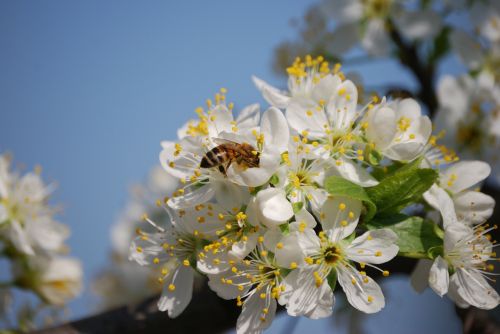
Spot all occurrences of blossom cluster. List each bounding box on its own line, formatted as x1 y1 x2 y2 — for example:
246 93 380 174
93 166 178 310
274 0 500 184
129 56 499 333
0 154 82 330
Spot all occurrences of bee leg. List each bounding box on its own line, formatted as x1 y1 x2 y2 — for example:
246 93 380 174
224 160 233 175
218 165 227 176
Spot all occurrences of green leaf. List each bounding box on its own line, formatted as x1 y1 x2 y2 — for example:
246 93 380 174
327 269 337 291
365 145 384 166
269 174 280 186
366 214 443 258
292 202 304 214
325 176 377 222
366 159 438 215
428 26 450 64
279 223 290 235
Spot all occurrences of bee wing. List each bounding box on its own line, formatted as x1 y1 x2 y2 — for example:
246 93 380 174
212 138 240 146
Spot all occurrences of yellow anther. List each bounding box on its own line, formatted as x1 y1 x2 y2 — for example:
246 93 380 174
383 270 390 277
183 259 190 266
339 203 346 210
290 262 298 269
367 295 374 303
375 251 382 257
260 293 266 299
153 257 160 264
168 284 176 292
136 247 143 253
236 212 247 221
276 242 284 249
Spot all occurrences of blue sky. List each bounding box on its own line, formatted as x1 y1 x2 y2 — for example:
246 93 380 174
0 1 464 332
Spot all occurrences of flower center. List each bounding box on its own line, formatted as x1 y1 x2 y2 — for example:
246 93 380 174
323 245 342 265
364 0 392 18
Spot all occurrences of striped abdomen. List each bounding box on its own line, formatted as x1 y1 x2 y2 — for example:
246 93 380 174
200 146 231 168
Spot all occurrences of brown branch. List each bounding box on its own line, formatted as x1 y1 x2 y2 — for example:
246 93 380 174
25 258 436 333
388 20 438 116
31 285 241 334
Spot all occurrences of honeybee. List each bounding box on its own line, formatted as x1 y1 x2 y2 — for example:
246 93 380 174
200 138 260 175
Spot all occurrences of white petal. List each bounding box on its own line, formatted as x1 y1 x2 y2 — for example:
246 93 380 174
311 74 342 103
159 138 203 179
229 231 259 259
237 291 277 334
260 107 290 153
423 184 457 228
364 106 397 150
305 282 334 319
443 223 472 254
436 75 469 122
323 0 363 22
447 274 470 308
452 268 500 310
256 188 294 227
337 265 385 313
207 104 234 137
213 181 249 212
320 196 361 241
331 158 379 187
410 259 433 293
167 185 215 209
252 76 290 109
263 228 283 251
236 104 261 129
8 220 34 255
442 160 491 193
26 217 69 252
274 232 306 269
428 256 449 297
0 203 7 223
292 208 317 230
394 9 442 40
197 248 231 275
346 229 399 264
286 98 328 137
454 190 495 225
284 265 330 317
326 80 358 130
158 265 194 318
208 269 251 300
296 228 321 256
361 19 391 57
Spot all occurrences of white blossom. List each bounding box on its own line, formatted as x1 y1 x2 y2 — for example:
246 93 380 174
412 223 500 309
0 155 68 255
277 197 398 316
